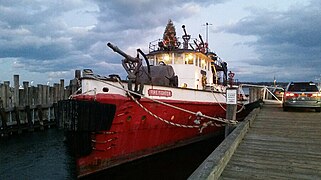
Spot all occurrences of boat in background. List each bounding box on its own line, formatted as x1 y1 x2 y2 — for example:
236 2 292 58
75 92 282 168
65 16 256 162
58 20 241 178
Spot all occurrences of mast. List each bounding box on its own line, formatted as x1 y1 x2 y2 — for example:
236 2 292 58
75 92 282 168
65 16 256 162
203 22 212 51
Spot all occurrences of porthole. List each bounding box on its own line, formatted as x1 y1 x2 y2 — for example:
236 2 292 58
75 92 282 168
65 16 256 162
102 87 109 92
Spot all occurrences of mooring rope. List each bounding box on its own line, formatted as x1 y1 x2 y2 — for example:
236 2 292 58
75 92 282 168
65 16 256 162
95 77 237 124
69 89 96 99
124 82 226 133
209 86 245 113
71 76 238 132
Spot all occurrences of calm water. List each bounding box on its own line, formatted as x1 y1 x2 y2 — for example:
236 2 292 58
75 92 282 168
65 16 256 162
0 129 223 180
0 129 76 180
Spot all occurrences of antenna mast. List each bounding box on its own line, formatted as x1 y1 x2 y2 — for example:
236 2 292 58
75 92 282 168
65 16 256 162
203 22 212 48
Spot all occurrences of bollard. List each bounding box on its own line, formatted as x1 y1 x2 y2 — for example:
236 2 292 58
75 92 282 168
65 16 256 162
225 88 237 137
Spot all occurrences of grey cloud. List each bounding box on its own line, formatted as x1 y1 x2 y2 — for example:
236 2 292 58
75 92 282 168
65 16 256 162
0 1 84 28
76 0 225 63
0 0 90 74
92 0 226 32
0 37 72 60
217 0 321 81
0 0 231 83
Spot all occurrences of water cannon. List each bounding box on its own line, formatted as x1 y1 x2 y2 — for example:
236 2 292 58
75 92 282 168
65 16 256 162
199 34 204 45
193 40 200 50
182 25 188 36
107 42 142 80
198 34 207 53
107 42 139 63
181 25 191 49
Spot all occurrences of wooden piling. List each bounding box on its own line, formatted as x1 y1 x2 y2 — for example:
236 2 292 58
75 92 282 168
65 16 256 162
0 107 8 137
49 86 53 105
257 87 262 100
23 81 29 106
13 75 19 106
29 86 34 107
0 69 164 138
53 83 59 103
37 105 44 131
3 81 10 108
0 72 76 137
249 87 263 103
225 105 237 137
70 70 81 94
53 103 58 127
25 105 34 132
225 88 238 137
44 85 47 105
60 79 64 101
14 106 22 134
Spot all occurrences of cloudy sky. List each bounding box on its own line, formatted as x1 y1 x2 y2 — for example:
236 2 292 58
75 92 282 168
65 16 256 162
1 0 320 85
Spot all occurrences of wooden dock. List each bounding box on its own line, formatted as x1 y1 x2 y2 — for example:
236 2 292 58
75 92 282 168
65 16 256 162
0 71 80 137
189 101 321 179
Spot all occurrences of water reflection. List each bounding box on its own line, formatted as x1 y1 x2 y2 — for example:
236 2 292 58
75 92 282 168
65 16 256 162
0 129 223 180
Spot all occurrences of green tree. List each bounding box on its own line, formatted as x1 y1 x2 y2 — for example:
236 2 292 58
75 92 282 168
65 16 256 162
163 19 178 49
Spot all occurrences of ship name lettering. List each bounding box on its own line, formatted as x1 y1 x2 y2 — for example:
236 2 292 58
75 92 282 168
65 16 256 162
148 89 172 97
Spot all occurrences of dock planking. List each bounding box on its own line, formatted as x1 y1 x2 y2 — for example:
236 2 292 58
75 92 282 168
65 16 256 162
220 102 321 179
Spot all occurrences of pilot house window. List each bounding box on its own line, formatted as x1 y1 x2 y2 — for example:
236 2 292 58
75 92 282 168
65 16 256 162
174 53 184 64
156 54 171 65
185 54 194 64
201 59 205 69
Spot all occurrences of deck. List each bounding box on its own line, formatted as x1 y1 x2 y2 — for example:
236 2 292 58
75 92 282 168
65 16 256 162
189 101 321 179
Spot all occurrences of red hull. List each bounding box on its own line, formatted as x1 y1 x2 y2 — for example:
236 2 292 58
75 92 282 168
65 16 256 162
71 93 226 177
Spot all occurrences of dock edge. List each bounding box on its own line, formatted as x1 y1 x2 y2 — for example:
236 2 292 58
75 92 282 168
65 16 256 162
188 106 261 180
